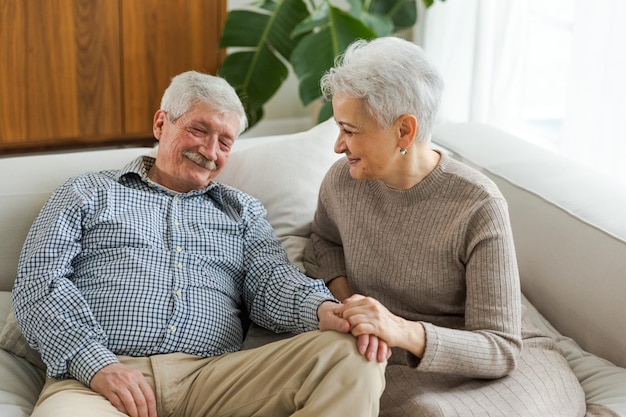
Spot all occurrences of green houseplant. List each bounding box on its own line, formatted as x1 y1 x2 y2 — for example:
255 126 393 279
218 0 443 129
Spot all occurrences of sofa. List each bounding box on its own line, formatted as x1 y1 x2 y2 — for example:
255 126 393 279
1 119 625 416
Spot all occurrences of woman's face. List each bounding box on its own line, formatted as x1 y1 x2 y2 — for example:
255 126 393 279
332 94 401 182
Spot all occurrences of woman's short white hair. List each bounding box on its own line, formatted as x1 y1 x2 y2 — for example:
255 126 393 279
160 71 248 136
321 37 444 143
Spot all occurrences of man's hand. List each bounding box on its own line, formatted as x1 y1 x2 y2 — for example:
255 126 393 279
317 300 350 333
90 362 157 417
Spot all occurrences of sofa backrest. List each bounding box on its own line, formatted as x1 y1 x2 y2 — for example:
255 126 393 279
433 122 626 369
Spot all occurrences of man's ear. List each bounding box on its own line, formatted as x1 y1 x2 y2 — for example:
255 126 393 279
398 114 418 149
153 110 166 140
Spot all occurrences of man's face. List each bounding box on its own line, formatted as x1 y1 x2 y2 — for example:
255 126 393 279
151 102 239 192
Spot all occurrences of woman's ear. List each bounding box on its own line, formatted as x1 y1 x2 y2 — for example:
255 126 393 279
153 110 166 141
398 114 418 149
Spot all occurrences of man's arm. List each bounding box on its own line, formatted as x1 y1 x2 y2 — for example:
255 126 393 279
12 179 118 385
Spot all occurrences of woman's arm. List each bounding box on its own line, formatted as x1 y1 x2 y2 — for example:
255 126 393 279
327 276 353 302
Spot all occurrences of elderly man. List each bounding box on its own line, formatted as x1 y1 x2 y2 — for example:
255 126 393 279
13 71 386 417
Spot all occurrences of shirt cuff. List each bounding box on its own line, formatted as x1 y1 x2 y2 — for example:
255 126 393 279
299 292 338 331
67 340 119 386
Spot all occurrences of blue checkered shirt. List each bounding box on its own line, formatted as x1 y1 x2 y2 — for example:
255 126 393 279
13 156 333 386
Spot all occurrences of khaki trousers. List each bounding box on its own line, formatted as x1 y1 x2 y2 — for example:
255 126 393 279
32 331 386 417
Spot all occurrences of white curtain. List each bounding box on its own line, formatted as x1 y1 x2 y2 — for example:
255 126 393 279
417 0 626 183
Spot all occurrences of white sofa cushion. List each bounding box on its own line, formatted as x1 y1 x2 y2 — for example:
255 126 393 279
0 311 44 370
215 119 341 271
522 294 626 415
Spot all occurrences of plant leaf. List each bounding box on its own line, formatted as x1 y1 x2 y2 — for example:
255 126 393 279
218 48 288 113
291 5 377 106
348 0 394 36
218 0 309 128
317 100 334 124
369 0 417 29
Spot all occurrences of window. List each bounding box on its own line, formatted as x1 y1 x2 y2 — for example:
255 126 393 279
420 0 626 183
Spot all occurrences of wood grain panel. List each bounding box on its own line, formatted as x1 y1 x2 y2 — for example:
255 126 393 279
72 0 122 138
0 0 122 151
121 0 227 135
0 0 28 143
0 0 225 154
27 1 80 142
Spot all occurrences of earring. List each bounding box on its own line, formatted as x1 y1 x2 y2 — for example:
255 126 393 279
400 148 408 155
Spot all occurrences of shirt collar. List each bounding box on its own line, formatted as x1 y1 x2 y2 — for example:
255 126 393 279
116 156 225 207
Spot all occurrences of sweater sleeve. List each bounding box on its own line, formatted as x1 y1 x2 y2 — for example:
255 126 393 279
412 197 523 378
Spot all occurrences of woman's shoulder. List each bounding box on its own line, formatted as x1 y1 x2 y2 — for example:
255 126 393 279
439 153 504 199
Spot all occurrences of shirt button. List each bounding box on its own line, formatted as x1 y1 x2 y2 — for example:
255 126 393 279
177 263 183 269
169 325 177 333
174 220 180 226
175 289 182 297
176 246 183 252
174 196 180 202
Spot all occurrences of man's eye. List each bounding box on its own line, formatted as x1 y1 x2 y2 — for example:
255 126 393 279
343 128 354 136
187 127 207 137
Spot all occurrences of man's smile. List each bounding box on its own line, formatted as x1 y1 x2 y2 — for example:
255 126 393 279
183 150 217 171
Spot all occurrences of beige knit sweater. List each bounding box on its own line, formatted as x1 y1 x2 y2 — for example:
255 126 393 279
304 154 589 416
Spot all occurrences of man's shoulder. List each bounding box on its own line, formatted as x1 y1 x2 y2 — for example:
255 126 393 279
213 181 265 215
61 169 120 188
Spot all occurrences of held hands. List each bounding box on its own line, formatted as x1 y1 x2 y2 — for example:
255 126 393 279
338 294 426 360
90 362 157 417
318 300 391 363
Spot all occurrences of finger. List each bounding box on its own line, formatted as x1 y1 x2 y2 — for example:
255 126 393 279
130 386 150 417
342 294 365 304
356 334 370 356
106 393 129 416
365 334 379 362
378 339 392 363
116 388 139 417
346 314 376 335
319 308 350 333
138 381 158 417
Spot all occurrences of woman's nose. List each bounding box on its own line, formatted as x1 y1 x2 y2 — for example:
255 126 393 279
334 136 346 154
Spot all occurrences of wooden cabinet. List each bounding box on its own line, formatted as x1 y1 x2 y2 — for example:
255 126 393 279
0 0 226 154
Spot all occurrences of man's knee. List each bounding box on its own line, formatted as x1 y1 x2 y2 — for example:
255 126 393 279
305 331 387 379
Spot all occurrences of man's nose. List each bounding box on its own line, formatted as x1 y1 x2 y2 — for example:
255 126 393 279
202 135 220 159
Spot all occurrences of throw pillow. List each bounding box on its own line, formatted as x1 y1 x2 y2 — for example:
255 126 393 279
0 309 45 370
216 119 341 271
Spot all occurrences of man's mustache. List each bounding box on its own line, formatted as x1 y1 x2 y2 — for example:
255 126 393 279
183 150 217 171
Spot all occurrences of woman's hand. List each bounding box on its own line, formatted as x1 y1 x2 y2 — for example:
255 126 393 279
356 333 392 363
340 294 426 358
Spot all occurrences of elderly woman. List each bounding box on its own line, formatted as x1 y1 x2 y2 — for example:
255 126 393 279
304 37 587 416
